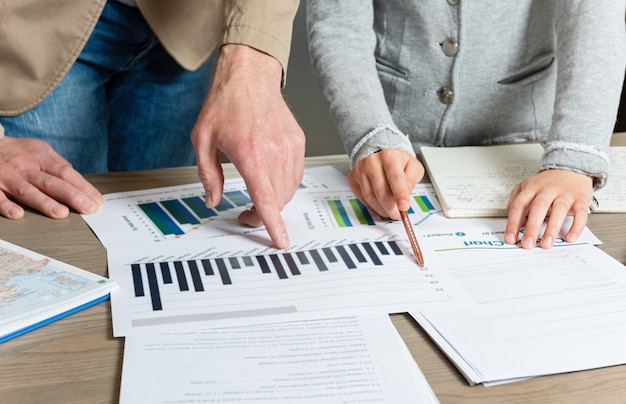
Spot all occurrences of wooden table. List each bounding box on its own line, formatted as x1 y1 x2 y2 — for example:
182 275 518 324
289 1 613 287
1 135 625 404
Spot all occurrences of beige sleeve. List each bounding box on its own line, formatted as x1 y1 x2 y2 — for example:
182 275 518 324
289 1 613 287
222 0 299 85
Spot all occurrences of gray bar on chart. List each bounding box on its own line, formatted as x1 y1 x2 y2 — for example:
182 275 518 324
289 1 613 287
229 257 241 269
242 256 254 266
309 249 328 271
349 244 367 263
322 247 338 262
133 306 298 327
335 245 356 269
296 251 309 265
214 258 232 285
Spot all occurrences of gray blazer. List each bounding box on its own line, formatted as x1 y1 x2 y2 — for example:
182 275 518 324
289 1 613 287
307 0 626 186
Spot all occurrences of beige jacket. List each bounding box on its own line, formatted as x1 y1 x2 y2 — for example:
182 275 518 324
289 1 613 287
0 0 299 135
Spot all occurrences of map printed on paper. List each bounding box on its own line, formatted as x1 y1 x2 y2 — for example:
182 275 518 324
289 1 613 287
0 245 110 324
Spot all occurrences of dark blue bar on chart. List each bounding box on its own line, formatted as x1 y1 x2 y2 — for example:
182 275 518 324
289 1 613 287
256 255 272 274
131 264 144 297
283 253 301 276
139 202 184 235
145 263 163 311
388 241 403 256
375 241 389 255
159 262 172 284
270 254 288 279
201 259 214 276
362 243 383 266
349 244 367 263
187 260 204 292
173 261 189 291
330 200 352 227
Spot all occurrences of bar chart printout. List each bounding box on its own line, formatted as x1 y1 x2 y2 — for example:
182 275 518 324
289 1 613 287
137 190 251 236
82 166 354 248
109 236 454 336
316 187 441 229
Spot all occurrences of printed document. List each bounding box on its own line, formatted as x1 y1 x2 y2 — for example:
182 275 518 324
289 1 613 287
411 232 626 385
119 315 439 404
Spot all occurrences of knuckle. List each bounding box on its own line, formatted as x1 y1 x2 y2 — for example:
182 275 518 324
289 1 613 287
55 162 75 177
253 190 276 207
550 199 571 213
39 175 56 191
357 184 373 200
14 181 31 198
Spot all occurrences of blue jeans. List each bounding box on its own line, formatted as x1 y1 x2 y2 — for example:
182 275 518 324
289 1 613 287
0 1 214 173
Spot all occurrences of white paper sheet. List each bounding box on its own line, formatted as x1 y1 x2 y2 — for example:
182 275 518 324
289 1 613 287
104 175 600 336
119 315 439 404
82 166 351 248
107 227 468 336
411 235 626 385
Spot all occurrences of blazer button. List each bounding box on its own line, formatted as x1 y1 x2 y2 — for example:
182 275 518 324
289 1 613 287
448 0 459 5
442 38 458 56
438 86 454 104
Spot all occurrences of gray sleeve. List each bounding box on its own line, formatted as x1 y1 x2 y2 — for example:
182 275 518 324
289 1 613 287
306 0 414 167
543 0 626 187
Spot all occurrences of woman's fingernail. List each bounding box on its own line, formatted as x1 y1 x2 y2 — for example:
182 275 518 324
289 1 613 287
521 236 534 249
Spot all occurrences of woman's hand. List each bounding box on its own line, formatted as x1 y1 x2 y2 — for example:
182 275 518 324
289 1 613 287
504 169 594 249
347 149 424 220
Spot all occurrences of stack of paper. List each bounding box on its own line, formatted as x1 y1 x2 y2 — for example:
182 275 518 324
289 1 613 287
82 165 626 398
411 234 626 385
84 167 440 403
